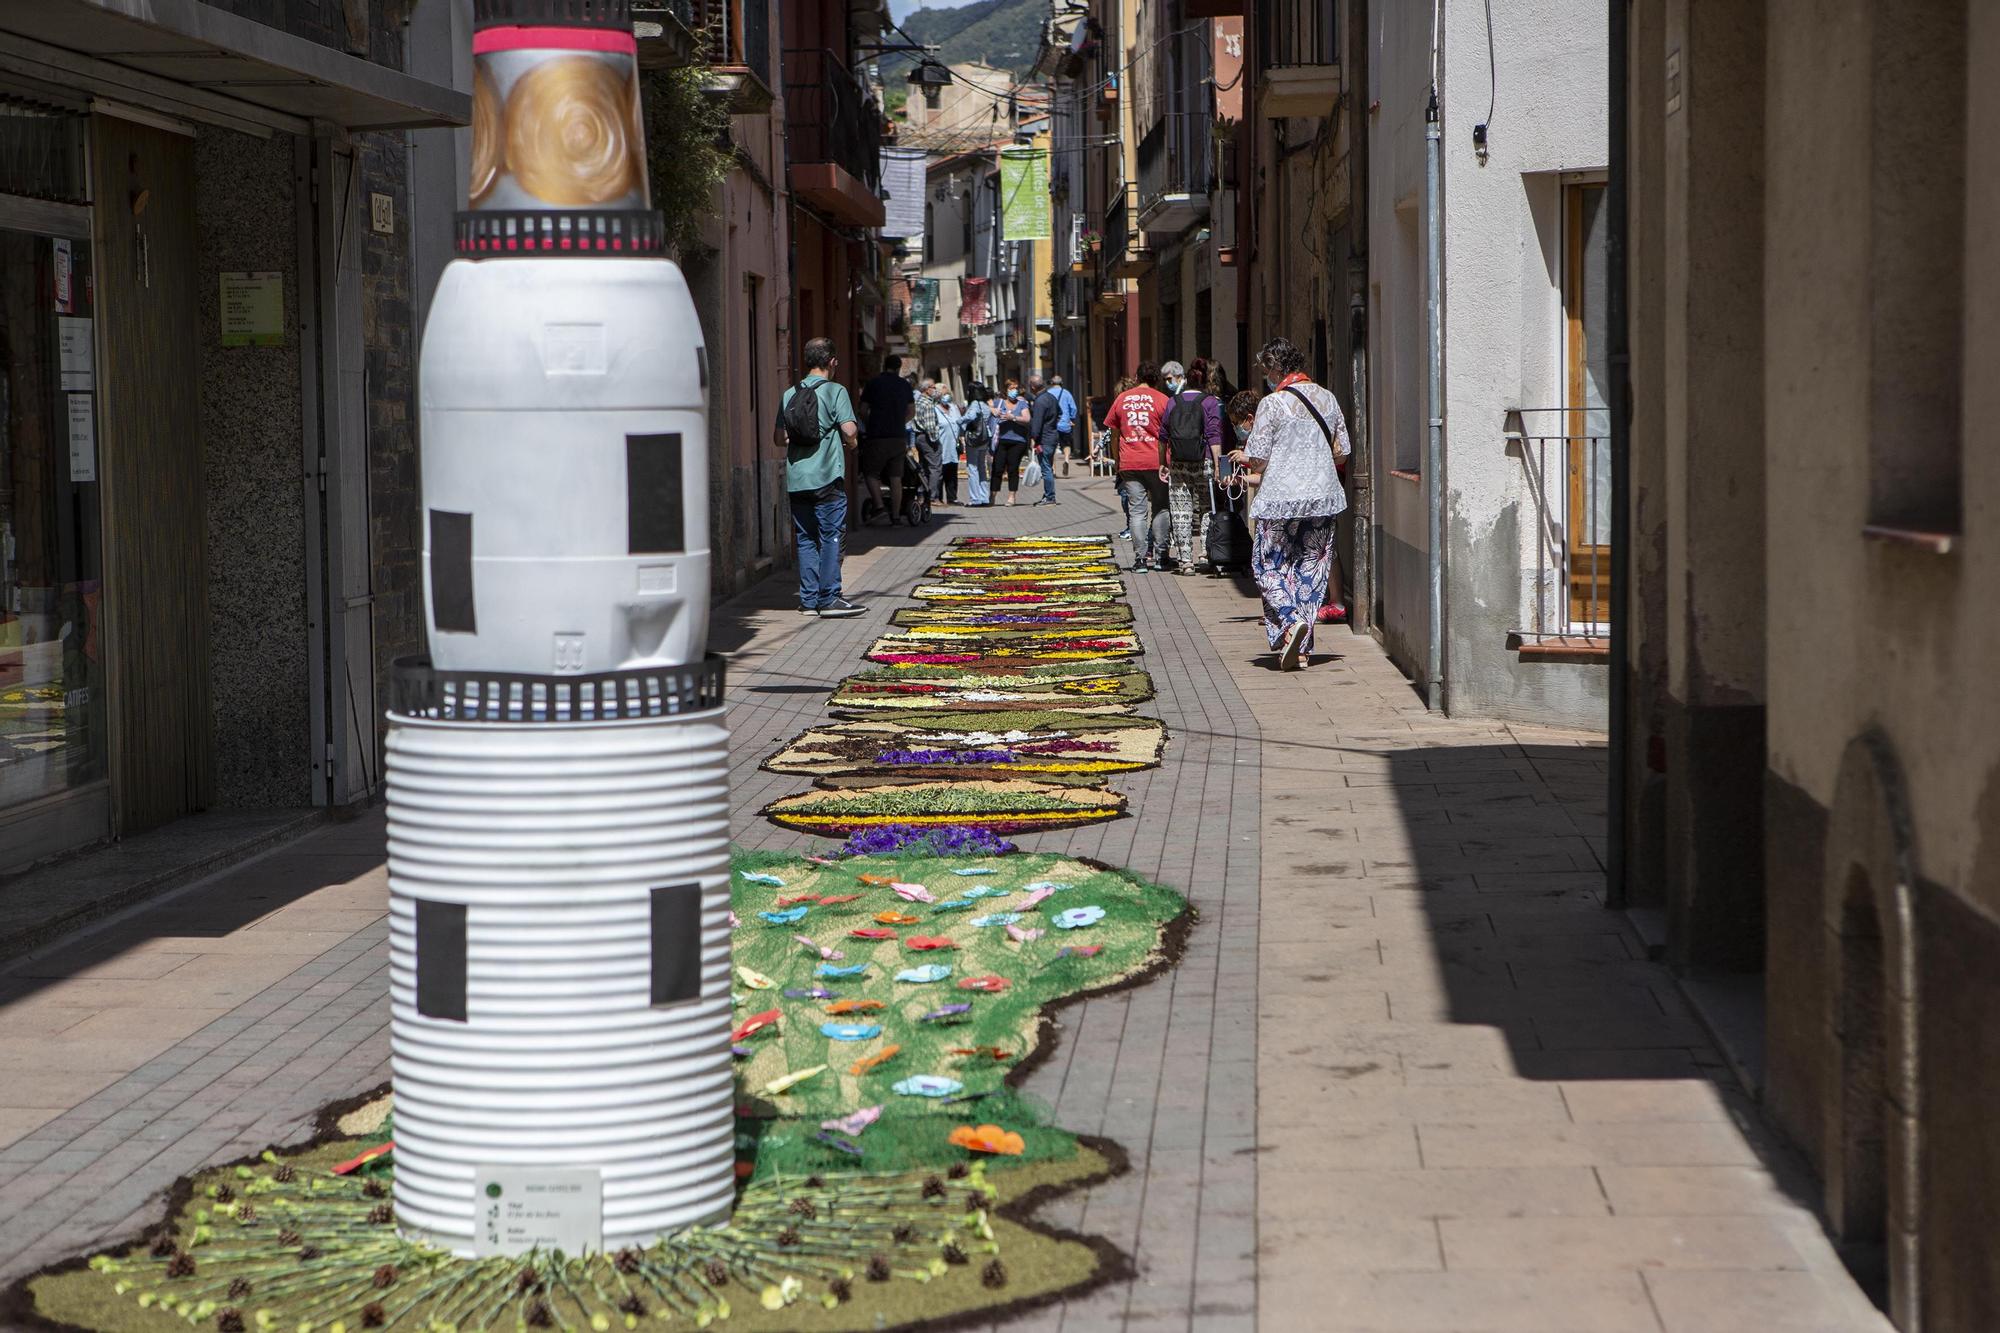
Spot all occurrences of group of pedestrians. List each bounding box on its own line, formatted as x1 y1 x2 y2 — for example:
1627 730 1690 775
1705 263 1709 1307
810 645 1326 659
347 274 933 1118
1104 338 1352 671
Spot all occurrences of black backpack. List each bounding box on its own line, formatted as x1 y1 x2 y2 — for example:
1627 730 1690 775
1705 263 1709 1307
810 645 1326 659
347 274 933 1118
1163 391 1208 463
782 377 828 450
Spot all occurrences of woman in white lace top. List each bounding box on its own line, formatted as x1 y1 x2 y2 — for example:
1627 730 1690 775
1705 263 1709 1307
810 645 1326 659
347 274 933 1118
1225 337 1352 670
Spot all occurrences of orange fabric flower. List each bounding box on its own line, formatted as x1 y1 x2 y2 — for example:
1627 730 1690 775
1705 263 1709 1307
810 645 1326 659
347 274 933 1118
875 911 921 925
948 1124 1025 1156
848 1044 901 1076
858 874 896 886
817 894 863 905
826 999 886 1015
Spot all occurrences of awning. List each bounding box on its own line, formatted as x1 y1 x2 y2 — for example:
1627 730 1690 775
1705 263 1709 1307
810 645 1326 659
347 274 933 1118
0 0 467 135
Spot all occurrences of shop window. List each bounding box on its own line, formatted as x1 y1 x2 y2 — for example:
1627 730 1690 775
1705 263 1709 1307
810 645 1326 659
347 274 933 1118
0 223 106 812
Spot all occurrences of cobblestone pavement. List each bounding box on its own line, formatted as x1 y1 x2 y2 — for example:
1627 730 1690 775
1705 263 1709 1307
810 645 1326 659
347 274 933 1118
0 472 1889 1333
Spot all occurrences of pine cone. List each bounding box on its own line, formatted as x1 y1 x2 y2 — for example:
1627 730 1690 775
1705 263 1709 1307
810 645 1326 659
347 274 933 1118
804 1174 824 1189
362 1180 387 1199
866 1255 891 1283
298 1245 322 1261
276 1229 300 1247
367 1203 393 1225
788 1197 817 1220
921 1175 946 1200
272 1164 296 1184
775 1226 800 1248
963 1191 984 1211
515 1267 540 1294
618 1295 646 1317
373 1263 398 1288
941 1241 968 1265
360 1302 386 1329
149 1234 177 1259
214 1185 234 1205
703 1259 729 1287
828 1276 852 1303
891 1223 916 1244
981 1259 1007 1289
215 1309 245 1333
165 1251 196 1279
227 1277 253 1300
613 1248 641 1274
946 1162 969 1181
525 1298 554 1328
236 1205 257 1224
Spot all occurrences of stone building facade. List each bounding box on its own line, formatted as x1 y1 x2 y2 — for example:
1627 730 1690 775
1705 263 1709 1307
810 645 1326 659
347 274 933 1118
1620 1 1998 1326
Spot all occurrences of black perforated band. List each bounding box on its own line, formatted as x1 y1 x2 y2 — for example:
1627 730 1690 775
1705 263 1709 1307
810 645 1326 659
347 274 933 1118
454 209 666 258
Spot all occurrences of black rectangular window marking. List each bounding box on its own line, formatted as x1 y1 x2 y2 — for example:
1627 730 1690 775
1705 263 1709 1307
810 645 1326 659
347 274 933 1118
430 509 476 633
626 433 686 554
650 883 704 1006
696 345 709 389
415 900 468 1021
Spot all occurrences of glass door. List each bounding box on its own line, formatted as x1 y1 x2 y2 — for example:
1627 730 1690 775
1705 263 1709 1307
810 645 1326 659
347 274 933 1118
0 224 106 811
1563 181 1611 629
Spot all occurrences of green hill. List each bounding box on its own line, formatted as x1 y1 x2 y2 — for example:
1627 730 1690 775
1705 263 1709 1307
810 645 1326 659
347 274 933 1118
887 0 1045 80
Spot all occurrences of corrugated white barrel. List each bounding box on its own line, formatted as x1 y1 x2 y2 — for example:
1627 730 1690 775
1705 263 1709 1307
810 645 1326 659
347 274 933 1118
385 664 734 1255
420 256 710 675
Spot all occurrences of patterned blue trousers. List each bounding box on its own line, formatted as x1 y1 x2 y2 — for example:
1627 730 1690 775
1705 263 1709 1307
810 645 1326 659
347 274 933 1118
1251 515 1338 652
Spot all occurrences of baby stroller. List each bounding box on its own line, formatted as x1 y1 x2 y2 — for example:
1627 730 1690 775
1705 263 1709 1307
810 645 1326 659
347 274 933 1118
901 435 933 526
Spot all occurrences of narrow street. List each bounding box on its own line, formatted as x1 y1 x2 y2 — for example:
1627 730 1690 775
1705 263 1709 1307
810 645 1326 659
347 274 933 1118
0 477 1886 1331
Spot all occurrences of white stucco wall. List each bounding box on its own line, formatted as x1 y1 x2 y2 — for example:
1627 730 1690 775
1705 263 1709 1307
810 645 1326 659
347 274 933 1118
1368 0 1609 727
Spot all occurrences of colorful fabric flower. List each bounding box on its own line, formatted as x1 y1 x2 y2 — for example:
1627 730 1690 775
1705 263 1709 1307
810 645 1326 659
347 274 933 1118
920 1003 973 1022
892 882 937 903
816 962 869 978
730 1009 780 1042
957 975 1010 993
763 1065 825 1096
759 906 809 925
1053 906 1107 930
875 911 922 925
826 999 885 1015
820 1022 883 1042
793 934 842 960
821 1106 882 1137
1005 925 1046 944
848 926 899 940
948 1124 1025 1156
736 966 776 990
892 1075 964 1098
905 936 957 951
847 1046 900 1076
783 987 834 1000
969 912 1023 928
895 964 953 984
741 872 785 886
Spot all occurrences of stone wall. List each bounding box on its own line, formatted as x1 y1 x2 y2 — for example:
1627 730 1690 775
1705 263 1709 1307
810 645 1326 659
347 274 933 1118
193 128 311 808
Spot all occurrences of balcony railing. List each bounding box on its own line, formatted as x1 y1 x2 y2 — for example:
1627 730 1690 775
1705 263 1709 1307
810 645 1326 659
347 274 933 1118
1257 0 1338 69
1505 409 1613 657
690 0 771 82
783 47 882 195
1137 112 1212 234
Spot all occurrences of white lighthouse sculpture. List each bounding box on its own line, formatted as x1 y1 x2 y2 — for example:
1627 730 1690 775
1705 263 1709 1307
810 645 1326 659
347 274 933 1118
385 0 735 1257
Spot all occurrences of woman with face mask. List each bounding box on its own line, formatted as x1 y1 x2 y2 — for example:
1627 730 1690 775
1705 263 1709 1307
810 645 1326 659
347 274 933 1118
992 377 1034 506
958 384 992 506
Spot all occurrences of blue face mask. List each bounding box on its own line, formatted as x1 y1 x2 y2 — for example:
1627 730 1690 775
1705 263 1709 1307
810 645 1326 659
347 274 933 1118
1007 389 1019 400
1233 422 1251 440
1166 379 1183 394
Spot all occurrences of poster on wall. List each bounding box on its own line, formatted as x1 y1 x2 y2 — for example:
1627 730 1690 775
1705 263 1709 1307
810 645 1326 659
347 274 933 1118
998 147 1050 241
66 393 96 483
52 239 72 313
220 271 285 347
57 316 93 391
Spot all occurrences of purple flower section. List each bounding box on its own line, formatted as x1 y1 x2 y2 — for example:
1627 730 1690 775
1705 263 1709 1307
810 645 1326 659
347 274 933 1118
836 824 1019 858
874 748 1019 766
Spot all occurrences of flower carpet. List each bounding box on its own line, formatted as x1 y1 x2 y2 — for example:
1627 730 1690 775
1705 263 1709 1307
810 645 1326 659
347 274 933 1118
17 537 1187 1332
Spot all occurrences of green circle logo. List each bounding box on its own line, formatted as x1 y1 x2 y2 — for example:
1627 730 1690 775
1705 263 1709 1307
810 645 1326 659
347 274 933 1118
485 1183 503 1198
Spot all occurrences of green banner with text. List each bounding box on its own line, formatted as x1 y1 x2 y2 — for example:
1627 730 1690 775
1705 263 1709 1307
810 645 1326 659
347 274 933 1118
998 147 1050 241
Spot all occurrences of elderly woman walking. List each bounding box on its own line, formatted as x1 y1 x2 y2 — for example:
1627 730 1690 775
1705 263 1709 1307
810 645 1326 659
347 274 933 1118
1226 337 1351 671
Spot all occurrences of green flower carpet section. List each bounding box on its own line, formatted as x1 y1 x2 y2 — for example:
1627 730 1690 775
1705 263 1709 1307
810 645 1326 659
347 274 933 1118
19 538 1185 1332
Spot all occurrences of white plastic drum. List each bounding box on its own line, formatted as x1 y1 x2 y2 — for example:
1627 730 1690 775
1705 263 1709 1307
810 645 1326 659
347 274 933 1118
385 703 734 1254
419 255 710 675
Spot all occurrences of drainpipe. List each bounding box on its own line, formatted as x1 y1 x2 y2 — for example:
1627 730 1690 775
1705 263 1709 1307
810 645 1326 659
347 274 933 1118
1424 19 1446 713
1605 0 1630 909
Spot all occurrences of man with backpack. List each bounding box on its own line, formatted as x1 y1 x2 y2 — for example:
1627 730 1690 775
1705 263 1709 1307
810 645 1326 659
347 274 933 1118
775 337 865 618
856 354 915 527
1027 372 1062 506
1159 359 1224 574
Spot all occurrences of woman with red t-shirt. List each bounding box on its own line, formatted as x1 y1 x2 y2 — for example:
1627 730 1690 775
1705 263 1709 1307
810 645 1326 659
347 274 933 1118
1104 363 1172 571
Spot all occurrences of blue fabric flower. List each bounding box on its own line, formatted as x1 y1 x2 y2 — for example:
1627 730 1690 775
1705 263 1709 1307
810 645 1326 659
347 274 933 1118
895 964 953 984
820 1022 884 1042
1053 906 1107 930
817 963 870 978
759 906 810 925
969 912 1024 928
892 1075 964 1098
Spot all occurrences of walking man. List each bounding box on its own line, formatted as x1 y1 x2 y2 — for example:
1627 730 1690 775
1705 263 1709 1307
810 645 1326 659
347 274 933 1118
1028 372 1062 505
1105 363 1171 569
776 337 865 618
1050 373 1079 477
856 353 915 526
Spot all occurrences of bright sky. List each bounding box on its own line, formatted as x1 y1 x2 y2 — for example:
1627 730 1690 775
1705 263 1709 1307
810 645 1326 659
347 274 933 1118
889 0 985 19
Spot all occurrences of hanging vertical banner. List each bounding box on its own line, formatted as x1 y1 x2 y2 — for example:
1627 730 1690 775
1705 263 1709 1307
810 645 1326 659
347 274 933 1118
998 147 1050 241
909 278 939 326
959 276 991 327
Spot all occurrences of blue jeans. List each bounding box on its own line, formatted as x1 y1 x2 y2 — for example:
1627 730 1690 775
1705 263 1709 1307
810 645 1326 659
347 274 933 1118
1036 444 1057 500
791 484 847 609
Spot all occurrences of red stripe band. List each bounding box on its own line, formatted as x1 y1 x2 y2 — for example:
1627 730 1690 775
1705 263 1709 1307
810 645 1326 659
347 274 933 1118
473 25 637 55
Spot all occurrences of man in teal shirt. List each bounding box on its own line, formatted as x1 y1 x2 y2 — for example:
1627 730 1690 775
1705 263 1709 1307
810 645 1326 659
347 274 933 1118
775 337 864 617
